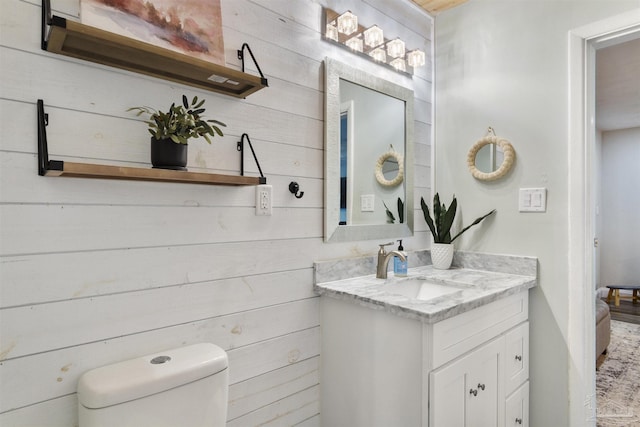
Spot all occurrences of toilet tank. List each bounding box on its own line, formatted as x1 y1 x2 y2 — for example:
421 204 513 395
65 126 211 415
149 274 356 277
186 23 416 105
78 343 228 427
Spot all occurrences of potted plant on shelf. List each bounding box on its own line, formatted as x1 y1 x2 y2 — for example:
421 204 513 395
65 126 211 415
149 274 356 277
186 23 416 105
421 193 496 269
128 95 226 171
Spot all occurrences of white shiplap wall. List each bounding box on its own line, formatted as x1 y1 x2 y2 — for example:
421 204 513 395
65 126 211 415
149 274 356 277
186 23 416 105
0 0 432 425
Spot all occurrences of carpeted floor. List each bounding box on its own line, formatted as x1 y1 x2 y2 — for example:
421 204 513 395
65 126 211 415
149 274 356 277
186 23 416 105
596 320 640 426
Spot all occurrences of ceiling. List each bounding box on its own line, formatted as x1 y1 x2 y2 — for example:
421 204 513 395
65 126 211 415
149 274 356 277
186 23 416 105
596 37 640 131
411 0 468 15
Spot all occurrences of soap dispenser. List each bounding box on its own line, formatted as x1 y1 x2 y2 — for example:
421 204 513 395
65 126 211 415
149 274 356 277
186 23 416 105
394 240 408 277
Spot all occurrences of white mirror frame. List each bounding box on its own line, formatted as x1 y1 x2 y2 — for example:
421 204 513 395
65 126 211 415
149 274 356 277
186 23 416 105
375 150 404 187
467 135 515 181
324 57 414 242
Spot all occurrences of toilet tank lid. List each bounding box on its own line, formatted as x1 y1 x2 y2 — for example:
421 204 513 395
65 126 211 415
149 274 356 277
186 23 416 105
78 343 228 409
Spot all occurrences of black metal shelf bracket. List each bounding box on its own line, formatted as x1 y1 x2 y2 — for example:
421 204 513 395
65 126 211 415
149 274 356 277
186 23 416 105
237 43 269 88
41 0 51 50
37 99 63 175
237 133 266 184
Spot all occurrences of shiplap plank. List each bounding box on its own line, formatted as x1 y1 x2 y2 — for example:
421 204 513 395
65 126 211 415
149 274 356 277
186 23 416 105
0 204 322 255
416 121 433 146
1 238 400 308
228 357 319 420
0 269 316 360
1 299 319 411
227 385 320 427
224 27 324 92
0 49 324 150
3 1 326 104
0 395 77 427
0 152 323 209
295 414 321 427
223 0 415 90
228 327 320 383
0 100 324 180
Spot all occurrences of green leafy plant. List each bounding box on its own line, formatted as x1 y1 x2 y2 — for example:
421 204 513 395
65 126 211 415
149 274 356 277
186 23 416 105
383 198 404 224
420 193 495 244
128 95 226 144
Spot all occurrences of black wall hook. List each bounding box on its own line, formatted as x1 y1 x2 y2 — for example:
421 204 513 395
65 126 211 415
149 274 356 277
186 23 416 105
289 182 304 199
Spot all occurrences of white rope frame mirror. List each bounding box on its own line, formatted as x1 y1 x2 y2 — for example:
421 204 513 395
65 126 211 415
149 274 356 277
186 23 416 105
375 149 404 187
467 128 515 181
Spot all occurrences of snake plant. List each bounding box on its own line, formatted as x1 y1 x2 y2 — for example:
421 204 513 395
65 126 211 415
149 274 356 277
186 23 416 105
383 198 404 224
421 193 495 244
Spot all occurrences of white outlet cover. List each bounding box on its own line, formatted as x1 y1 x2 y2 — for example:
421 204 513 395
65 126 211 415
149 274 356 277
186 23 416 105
255 184 272 216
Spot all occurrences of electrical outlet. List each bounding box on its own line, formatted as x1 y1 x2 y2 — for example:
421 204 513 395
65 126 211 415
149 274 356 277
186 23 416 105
255 184 272 216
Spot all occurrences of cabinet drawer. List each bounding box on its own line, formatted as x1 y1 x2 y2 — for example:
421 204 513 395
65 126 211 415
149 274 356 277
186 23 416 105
428 291 528 369
505 381 529 427
505 321 529 395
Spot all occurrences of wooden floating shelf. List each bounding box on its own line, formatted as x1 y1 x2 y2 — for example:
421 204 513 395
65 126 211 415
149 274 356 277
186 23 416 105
44 15 268 98
37 100 266 187
42 161 266 186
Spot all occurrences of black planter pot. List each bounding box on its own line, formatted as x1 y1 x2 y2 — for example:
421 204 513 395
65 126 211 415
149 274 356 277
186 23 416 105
150 137 188 171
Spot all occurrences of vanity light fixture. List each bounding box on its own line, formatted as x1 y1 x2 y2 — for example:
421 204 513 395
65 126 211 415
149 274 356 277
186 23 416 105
363 25 384 47
386 38 405 58
326 23 339 42
323 8 425 76
336 11 358 35
407 49 426 68
369 47 387 62
389 57 406 72
346 34 364 52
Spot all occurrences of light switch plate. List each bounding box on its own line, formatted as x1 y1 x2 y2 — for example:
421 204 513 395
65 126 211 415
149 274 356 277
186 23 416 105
361 194 375 212
519 188 547 212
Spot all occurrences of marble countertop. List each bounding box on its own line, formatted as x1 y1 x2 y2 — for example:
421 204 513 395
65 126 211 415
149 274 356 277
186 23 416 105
314 251 538 323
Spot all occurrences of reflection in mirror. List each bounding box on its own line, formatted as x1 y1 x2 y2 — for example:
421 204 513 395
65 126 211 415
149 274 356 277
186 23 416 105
382 158 399 180
474 143 505 173
324 57 414 242
375 149 404 187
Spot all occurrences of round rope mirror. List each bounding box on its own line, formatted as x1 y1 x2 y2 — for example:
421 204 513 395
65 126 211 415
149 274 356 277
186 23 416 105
467 129 515 181
375 149 404 187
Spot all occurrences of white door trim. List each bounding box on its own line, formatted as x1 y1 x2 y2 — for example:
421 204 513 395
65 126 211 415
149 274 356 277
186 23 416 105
568 10 640 427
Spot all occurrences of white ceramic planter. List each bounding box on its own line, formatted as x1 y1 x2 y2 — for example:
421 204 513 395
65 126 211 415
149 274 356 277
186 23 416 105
431 243 454 269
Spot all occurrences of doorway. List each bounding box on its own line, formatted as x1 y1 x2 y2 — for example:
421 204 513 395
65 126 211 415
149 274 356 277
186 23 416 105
568 12 640 427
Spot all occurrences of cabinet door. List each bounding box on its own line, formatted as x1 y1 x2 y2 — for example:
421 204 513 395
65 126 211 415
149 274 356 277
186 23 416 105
505 381 529 427
505 322 529 395
430 337 504 427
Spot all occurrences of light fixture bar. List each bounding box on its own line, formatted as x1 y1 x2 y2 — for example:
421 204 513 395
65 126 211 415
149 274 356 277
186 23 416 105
323 8 425 76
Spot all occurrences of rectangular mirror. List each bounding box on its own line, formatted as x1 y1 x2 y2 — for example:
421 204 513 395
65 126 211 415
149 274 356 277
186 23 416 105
324 57 414 242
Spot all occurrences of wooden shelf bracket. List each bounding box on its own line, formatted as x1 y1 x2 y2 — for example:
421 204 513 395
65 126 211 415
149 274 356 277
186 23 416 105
41 0 268 98
37 100 266 186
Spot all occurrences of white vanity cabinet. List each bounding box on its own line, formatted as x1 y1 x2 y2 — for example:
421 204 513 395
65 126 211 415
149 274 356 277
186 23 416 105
505 381 529 427
319 290 530 427
429 322 530 427
430 337 503 427
427 292 529 427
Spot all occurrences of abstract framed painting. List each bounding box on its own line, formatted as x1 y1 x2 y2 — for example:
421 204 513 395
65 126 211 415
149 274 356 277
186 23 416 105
80 0 225 65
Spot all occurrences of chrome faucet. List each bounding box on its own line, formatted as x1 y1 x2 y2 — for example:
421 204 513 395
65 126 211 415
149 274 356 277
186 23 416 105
376 242 407 279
